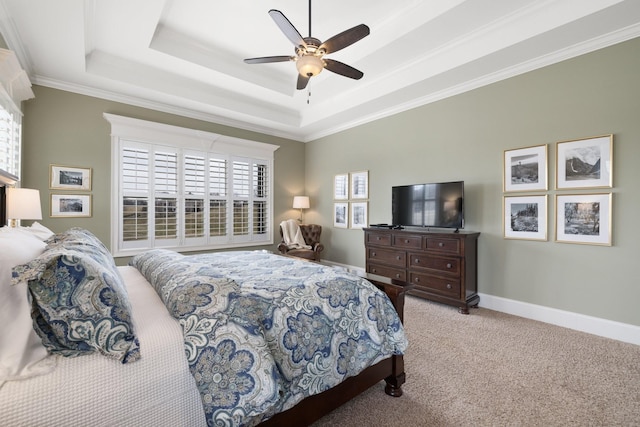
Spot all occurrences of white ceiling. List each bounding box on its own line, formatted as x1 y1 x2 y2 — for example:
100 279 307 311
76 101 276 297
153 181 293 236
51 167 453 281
1 0 639 142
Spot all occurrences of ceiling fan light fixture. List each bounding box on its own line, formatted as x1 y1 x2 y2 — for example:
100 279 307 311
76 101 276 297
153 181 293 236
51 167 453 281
296 55 323 77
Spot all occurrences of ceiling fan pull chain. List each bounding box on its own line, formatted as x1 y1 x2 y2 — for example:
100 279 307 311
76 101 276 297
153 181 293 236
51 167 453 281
307 80 312 104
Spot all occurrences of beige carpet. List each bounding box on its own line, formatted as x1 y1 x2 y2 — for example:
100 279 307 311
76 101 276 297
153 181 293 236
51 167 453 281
311 296 640 426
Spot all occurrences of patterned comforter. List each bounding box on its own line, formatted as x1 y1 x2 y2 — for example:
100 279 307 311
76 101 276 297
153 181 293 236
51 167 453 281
131 249 408 427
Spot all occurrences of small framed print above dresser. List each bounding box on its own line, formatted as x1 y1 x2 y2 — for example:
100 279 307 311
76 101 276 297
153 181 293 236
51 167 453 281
364 227 480 314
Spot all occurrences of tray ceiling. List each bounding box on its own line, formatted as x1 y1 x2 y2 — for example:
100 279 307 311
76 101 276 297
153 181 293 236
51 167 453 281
1 0 639 141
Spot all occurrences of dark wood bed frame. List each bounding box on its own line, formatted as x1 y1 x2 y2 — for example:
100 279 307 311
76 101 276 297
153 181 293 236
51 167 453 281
1 169 410 427
0 168 19 226
260 273 412 426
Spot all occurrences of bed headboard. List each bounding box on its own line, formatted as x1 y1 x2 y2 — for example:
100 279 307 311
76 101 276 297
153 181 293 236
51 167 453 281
0 168 19 226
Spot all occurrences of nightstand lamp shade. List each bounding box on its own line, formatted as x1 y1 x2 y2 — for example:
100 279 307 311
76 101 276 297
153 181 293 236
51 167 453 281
293 196 310 222
7 187 42 227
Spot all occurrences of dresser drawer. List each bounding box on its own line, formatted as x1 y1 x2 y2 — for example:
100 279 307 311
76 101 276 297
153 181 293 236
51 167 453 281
425 237 461 254
409 272 461 298
392 234 422 249
366 232 392 246
367 248 406 267
367 263 407 281
409 253 460 276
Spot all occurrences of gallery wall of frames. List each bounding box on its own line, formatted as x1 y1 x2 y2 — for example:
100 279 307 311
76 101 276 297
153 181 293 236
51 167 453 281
333 171 369 229
49 164 93 218
503 134 613 246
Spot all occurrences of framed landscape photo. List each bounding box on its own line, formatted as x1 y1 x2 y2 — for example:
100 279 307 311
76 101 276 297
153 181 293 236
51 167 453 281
50 164 92 191
334 173 348 200
503 144 547 192
333 202 348 228
350 170 369 199
556 135 613 189
51 194 92 218
350 202 368 229
555 193 611 246
503 195 547 241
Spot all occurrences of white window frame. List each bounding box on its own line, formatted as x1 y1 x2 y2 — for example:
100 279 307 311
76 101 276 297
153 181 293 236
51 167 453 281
104 113 279 257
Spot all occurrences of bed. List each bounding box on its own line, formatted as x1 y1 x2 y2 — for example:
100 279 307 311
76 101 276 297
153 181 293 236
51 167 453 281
0 180 410 426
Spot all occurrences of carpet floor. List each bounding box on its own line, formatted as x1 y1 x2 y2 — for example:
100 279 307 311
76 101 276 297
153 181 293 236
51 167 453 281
311 296 640 426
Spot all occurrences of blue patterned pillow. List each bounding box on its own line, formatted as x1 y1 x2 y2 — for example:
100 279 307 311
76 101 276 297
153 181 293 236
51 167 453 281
12 229 140 364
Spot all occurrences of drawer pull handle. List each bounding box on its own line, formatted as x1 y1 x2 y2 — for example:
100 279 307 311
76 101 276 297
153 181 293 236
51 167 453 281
396 255 402 260
372 252 376 257
414 277 420 283
414 259 420 263
446 283 452 289
405 239 410 243
438 242 444 247
372 268 377 273
376 236 381 240
395 273 401 278
446 263 452 269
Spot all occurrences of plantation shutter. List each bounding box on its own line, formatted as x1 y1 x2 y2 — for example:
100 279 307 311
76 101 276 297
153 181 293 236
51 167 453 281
122 147 150 245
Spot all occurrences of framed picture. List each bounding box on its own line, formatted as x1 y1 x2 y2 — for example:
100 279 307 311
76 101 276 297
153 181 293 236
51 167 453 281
350 170 369 199
50 164 92 191
350 202 368 229
503 195 547 241
556 135 613 189
503 144 547 192
555 193 611 246
334 173 348 200
51 194 92 218
333 202 348 228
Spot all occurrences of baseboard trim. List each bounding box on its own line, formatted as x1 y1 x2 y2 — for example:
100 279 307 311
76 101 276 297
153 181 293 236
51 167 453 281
478 293 640 346
324 261 640 346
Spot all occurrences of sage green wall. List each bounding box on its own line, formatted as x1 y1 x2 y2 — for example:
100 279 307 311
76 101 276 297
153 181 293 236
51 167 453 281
305 37 640 327
21 86 306 263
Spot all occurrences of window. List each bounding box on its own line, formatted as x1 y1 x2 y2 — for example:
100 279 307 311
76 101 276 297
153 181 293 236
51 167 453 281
0 49 32 179
0 101 22 178
105 113 279 257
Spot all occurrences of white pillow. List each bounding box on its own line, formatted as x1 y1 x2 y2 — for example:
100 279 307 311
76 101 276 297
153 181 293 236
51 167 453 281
23 222 55 241
0 227 56 385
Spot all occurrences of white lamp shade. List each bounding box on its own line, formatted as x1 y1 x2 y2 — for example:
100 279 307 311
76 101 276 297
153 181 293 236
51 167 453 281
296 55 323 77
7 188 43 220
293 196 310 209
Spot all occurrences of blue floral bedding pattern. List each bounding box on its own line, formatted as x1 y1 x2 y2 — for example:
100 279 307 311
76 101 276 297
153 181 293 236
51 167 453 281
131 249 408 427
13 228 140 363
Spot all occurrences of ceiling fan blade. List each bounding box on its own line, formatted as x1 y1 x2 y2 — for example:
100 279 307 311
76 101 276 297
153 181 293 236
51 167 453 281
244 56 293 64
297 74 310 90
323 59 364 80
268 9 307 48
319 24 370 54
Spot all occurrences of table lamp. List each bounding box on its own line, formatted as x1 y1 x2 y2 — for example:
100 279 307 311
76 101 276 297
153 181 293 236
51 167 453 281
6 187 42 227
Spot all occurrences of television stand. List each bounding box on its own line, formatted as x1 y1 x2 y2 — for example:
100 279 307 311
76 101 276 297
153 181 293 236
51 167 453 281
364 227 480 314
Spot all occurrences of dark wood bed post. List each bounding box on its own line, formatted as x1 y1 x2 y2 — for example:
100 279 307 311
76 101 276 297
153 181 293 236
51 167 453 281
259 271 412 426
0 168 20 226
366 273 413 398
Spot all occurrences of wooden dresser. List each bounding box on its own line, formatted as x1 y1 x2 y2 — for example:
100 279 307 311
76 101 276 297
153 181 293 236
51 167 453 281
364 227 480 313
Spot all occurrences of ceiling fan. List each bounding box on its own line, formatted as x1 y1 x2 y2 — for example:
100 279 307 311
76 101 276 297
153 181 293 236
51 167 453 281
244 0 370 90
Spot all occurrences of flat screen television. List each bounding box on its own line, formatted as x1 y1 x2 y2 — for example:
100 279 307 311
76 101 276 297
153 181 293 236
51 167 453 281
392 181 464 230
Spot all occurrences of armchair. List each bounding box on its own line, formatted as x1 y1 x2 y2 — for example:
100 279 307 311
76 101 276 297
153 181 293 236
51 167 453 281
278 224 324 261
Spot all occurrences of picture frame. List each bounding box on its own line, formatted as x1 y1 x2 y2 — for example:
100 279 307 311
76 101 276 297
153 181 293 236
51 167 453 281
556 135 613 189
555 193 611 246
50 164 92 191
333 173 348 200
503 195 547 241
503 144 547 192
333 202 348 228
350 170 369 199
350 202 368 229
51 194 92 218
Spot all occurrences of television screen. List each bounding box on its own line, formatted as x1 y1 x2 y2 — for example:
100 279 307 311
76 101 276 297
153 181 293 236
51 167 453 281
392 181 464 229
